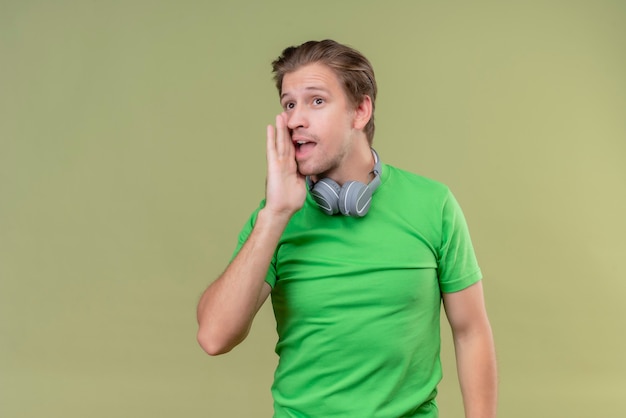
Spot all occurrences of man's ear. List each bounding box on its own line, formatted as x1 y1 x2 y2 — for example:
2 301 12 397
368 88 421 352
353 95 373 131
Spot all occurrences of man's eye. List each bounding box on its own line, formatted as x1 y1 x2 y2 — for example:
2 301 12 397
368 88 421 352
313 98 324 105
285 102 295 110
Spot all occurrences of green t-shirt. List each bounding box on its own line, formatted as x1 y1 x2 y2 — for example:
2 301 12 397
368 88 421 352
234 164 482 418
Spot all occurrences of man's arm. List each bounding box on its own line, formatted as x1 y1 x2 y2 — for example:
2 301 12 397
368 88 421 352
196 211 284 356
196 113 305 356
442 280 498 418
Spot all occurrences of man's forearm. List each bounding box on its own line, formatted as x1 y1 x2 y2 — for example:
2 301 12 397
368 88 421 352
196 208 290 355
454 326 498 418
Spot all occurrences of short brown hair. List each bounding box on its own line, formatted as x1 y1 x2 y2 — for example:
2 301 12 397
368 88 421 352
271 39 378 144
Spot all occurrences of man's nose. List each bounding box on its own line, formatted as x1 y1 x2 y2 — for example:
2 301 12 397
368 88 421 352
286 106 308 130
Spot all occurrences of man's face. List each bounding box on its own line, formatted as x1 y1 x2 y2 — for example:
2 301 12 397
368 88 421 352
280 62 359 181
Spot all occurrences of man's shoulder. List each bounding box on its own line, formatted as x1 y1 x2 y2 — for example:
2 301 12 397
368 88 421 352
383 163 450 197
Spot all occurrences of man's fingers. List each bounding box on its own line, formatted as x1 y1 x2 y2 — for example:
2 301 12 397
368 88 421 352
266 123 276 163
275 113 294 158
268 113 294 163
275 113 285 156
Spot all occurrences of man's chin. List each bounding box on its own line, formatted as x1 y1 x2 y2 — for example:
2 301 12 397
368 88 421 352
299 171 318 183
296 162 311 177
297 160 331 182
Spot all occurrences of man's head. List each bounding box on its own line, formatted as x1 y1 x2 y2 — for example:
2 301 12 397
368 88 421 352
271 39 377 144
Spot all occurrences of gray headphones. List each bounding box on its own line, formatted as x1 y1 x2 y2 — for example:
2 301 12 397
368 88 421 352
306 149 382 217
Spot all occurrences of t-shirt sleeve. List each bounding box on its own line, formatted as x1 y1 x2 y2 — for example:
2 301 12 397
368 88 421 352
437 189 482 293
231 200 278 289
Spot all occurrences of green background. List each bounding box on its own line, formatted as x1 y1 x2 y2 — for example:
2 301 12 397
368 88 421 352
2 0 625 416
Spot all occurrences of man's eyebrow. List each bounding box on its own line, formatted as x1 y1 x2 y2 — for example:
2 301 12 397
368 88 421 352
281 86 331 100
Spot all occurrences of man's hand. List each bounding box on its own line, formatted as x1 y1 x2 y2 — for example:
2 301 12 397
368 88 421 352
265 113 306 217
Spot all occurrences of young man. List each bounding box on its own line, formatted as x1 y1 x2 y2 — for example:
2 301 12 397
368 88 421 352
197 40 497 418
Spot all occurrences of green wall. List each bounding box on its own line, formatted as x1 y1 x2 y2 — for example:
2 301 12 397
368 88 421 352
2 1 625 416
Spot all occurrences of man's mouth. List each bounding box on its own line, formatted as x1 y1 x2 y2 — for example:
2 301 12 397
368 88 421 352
294 140 316 156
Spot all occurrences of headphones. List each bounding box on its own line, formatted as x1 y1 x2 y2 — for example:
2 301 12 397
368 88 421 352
306 149 382 217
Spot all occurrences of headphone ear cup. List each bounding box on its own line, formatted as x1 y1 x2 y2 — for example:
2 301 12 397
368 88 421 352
310 178 341 215
339 181 373 217
308 148 382 217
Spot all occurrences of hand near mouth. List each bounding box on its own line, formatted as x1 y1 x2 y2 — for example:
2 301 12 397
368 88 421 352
264 113 307 218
